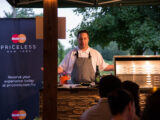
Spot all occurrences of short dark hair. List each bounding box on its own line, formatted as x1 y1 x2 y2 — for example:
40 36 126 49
108 89 134 115
77 30 89 38
99 75 122 98
122 80 140 116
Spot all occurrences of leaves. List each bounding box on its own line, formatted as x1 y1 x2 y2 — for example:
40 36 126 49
58 41 65 65
71 6 160 55
3 7 43 18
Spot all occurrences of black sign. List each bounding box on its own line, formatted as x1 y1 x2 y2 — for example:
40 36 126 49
0 18 43 120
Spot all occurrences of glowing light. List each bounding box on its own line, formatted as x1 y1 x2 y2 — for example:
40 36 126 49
153 87 158 92
146 74 152 86
145 61 152 74
132 62 136 74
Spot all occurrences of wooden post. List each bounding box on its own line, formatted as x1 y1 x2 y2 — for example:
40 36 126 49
43 0 57 120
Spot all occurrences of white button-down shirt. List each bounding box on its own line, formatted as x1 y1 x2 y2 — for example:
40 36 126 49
59 47 108 74
80 98 112 120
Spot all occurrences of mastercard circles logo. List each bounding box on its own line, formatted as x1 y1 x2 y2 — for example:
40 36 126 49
12 110 27 120
11 34 26 43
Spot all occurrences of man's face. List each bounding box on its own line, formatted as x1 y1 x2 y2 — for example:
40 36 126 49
77 33 89 51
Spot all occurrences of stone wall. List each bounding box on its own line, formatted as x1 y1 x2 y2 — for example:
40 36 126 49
40 88 152 120
57 89 99 120
40 88 99 120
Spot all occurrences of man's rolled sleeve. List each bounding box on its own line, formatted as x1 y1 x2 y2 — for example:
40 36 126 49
97 52 109 71
59 51 71 72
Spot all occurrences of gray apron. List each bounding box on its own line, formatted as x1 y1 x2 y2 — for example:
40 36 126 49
71 51 95 84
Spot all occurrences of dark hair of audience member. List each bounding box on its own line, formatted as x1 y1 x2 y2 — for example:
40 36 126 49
99 75 122 98
141 90 160 120
108 88 134 115
122 80 140 117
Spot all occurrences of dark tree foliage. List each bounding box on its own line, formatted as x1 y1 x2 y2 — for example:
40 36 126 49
70 6 160 55
4 8 36 18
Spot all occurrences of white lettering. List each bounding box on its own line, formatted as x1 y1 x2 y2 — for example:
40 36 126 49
0 45 4 49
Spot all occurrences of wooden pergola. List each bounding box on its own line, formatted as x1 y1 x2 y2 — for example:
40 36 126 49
6 0 160 120
7 0 160 7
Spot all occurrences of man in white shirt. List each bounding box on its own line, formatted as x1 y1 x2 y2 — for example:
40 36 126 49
58 30 114 84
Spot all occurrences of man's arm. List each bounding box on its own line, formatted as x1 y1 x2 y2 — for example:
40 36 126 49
58 49 73 74
104 64 114 71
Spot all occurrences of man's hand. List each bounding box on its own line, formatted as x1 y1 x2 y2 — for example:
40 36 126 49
104 65 114 71
58 66 63 73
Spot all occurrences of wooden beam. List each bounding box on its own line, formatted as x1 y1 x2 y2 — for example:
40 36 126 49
43 0 57 120
7 0 160 8
36 16 66 39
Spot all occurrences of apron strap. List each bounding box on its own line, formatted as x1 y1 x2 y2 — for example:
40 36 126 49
89 52 91 59
75 51 91 58
75 51 79 58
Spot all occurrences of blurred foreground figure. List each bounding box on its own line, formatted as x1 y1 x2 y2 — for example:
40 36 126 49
108 89 136 120
141 90 160 120
122 81 140 120
80 75 122 120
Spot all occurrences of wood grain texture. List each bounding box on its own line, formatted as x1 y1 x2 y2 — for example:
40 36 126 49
43 0 58 120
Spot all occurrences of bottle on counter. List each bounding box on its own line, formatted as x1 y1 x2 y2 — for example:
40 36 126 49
95 65 101 85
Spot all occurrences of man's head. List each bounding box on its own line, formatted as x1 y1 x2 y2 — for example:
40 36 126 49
99 75 122 98
77 30 89 51
122 80 140 117
108 89 135 120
